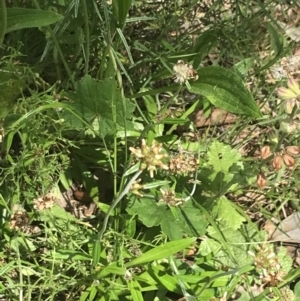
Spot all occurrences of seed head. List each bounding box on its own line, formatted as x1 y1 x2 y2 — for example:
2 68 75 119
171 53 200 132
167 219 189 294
286 146 300 156
257 173 267 188
160 188 183 206
130 179 144 197
129 139 169 178
272 155 283 170
169 151 199 176
282 154 295 167
260 145 272 159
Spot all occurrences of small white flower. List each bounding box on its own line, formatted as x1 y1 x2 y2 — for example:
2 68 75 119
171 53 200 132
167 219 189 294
173 60 198 84
124 269 133 281
270 65 287 80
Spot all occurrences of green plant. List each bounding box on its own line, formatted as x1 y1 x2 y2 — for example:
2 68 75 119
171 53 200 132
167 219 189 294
1 1 300 301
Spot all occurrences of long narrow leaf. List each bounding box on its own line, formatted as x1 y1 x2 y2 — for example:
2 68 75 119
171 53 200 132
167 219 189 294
128 279 144 301
1 8 62 33
112 0 132 29
125 237 196 267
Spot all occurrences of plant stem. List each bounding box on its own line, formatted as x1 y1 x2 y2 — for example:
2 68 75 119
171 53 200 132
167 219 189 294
98 169 143 241
81 0 90 74
0 0 7 48
31 0 75 88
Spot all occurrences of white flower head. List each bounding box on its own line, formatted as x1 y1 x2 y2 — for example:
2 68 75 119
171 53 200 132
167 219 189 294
173 60 198 84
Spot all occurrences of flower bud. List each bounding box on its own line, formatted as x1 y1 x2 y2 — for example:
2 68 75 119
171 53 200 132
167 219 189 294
288 78 300 95
257 173 267 188
282 154 295 167
268 131 278 144
285 99 297 114
286 146 300 156
260 146 271 159
280 121 297 134
272 155 283 170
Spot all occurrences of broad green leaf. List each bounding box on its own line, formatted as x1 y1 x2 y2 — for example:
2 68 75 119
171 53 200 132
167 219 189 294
211 197 246 230
232 58 255 77
134 271 158 286
189 66 262 118
127 197 208 240
127 198 163 227
177 200 209 237
63 75 135 137
198 140 242 195
160 213 186 241
97 262 126 278
294 281 300 297
125 237 196 267
128 199 180 240
207 223 262 267
277 247 293 273
0 8 63 33
267 23 283 57
193 29 219 68
112 0 132 29
199 238 221 256
208 140 240 172
143 94 157 115
150 265 181 292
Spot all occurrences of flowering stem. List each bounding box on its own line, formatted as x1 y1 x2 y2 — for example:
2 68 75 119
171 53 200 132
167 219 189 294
184 168 199 202
98 169 143 241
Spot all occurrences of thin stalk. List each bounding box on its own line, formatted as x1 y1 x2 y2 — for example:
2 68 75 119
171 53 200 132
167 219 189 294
107 47 118 195
16 242 23 301
97 169 143 241
115 68 129 194
0 0 7 48
31 0 75 88
81 0 90 74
